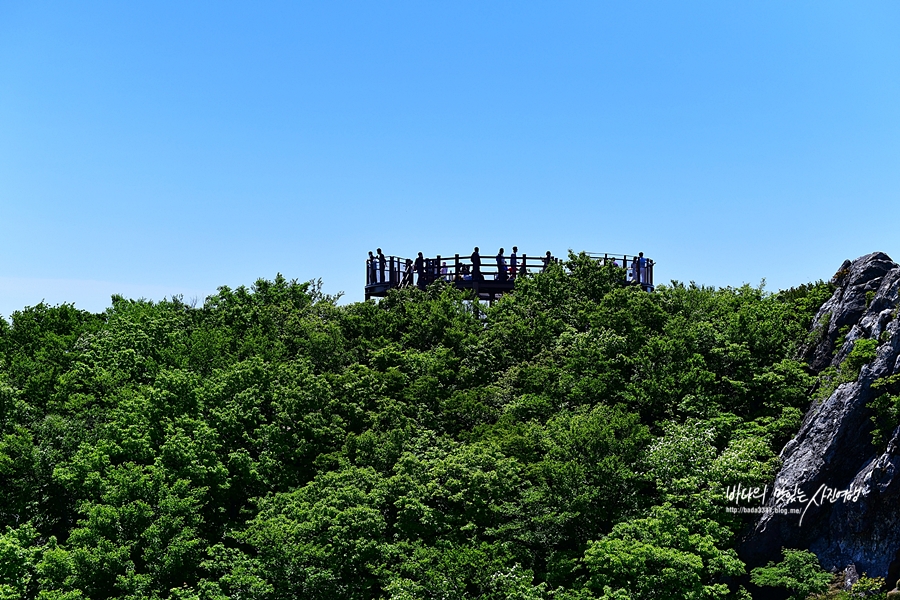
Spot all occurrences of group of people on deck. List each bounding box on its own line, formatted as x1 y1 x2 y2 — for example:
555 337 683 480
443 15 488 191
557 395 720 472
366 248 388 285
367 246 559 289
630 252 651 286
401 247 551 288
606 252 652 286
368 247 650 290
466 246 556 283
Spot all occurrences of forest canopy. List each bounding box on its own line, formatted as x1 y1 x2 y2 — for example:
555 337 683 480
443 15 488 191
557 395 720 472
0 254 833 599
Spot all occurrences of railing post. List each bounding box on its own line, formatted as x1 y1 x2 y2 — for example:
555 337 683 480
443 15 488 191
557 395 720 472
389 257 395 285
436 255 441 283
454 254 460 282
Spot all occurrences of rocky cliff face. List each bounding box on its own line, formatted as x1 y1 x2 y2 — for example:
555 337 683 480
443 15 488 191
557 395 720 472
740 252 900 582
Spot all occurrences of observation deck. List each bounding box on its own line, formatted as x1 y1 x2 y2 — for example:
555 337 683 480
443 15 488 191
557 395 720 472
365 250 654 302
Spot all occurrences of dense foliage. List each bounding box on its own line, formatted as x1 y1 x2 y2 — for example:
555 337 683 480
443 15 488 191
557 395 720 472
749 549 833 600
0 255 833 599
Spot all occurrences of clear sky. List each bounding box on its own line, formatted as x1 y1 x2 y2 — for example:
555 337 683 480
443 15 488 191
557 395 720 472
2 1 898 318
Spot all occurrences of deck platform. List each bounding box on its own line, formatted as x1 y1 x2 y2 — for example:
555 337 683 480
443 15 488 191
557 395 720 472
365 250 654 302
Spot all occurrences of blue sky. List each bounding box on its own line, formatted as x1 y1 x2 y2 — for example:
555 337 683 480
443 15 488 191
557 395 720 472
2 1 898 318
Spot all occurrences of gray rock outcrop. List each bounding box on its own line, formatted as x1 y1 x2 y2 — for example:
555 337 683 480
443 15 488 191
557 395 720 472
740 252 900 582
799 252 897 372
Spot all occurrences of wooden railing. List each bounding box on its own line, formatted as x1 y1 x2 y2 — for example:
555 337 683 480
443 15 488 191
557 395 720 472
365 255 410 288
365 251 654 299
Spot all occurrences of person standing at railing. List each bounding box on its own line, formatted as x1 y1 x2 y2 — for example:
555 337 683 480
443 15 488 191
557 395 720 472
640 256 653 288
368 251 377 284
542 251 553 272
377 248 387 283
414 252 425 289
402 259 414 287
471 247 482 281
638 252 647 285
509 246 518 280
496 248 508 281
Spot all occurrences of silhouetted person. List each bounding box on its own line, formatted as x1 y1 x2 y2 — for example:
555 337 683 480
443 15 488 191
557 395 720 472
402 259 414 287
368 251 376 284
414 252 425 289
542 251 553 272
471 247 482 281
496 248 508 282
631 255 640 284
510 246 518 280
377 248 386 283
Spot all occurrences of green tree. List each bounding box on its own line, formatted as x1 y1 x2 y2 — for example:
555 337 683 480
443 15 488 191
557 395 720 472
584 504 744 600
750 548 832 600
